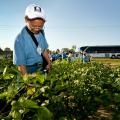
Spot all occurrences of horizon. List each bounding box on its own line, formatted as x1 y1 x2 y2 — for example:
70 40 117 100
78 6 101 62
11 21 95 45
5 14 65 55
1 43 120 51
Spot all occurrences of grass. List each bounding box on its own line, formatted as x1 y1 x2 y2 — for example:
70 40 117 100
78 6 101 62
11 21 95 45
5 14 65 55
91 58 120 67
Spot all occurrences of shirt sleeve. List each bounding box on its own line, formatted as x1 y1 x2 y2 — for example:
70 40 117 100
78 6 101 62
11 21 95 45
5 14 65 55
42 31 48 49
43 38 48 49
13 35 26 65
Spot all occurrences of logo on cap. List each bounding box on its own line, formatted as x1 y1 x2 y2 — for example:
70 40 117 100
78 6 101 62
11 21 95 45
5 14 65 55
34 6 41 12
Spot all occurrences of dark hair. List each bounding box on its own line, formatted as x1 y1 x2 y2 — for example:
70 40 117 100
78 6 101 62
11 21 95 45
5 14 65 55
25 16 45 22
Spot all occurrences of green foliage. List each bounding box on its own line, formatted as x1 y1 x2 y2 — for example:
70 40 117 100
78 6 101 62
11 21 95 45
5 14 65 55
0 59 120 119
46 60 120 119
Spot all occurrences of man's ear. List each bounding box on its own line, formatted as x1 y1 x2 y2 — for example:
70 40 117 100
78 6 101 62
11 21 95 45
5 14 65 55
25 16 29 23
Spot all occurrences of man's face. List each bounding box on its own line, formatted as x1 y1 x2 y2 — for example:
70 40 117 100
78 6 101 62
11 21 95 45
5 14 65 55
26 18 45 34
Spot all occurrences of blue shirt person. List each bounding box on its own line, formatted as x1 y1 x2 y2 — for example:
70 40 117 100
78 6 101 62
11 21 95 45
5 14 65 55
13 4 51 75
82 52 90 63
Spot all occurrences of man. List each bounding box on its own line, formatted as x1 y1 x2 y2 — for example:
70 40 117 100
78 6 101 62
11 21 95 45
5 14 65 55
13 4 51 75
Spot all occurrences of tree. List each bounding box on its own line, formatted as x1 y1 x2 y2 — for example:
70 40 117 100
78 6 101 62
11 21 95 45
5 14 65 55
72 45 76 52
62 48 69 53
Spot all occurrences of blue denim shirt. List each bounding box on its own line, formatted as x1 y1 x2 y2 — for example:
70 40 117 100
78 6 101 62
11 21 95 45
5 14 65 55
13 26 48 66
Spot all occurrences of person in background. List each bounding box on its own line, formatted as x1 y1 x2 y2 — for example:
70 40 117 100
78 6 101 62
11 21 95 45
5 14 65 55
13 4 51 75
82 52 90 63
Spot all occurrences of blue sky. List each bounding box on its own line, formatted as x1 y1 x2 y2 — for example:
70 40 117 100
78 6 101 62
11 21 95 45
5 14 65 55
0 0 120 51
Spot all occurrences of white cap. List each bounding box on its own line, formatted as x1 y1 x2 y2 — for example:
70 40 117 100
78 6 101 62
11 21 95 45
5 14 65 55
25 4 46 21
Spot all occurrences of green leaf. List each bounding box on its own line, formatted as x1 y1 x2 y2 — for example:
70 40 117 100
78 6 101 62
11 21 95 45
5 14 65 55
34 106 52 120
19 98 40 109
114 93 120 103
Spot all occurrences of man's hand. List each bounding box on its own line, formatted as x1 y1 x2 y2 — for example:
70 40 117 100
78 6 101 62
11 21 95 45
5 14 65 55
45 62 52 71
18 65 27 75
